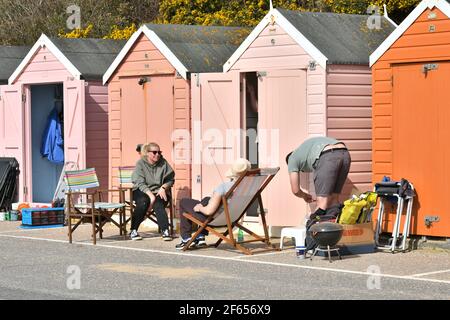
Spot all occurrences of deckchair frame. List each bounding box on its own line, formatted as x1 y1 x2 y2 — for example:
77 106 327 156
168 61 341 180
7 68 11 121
182 168 280 255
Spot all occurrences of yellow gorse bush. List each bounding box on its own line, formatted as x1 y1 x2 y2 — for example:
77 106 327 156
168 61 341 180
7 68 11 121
59 24 94 38
103 24 138 40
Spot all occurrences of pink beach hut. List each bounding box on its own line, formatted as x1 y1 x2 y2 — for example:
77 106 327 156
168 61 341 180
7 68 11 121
102 24 250 205
192 8 396 229
0 35 125 203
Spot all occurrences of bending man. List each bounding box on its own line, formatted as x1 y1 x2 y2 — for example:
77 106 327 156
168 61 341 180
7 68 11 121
286 136 351 216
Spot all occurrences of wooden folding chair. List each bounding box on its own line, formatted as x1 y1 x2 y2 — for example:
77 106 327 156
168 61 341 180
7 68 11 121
65 168 127 244
118 166 174 235
182 167 280 255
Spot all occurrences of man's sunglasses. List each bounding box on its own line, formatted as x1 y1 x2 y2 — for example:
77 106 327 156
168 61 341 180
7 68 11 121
149 151 162 155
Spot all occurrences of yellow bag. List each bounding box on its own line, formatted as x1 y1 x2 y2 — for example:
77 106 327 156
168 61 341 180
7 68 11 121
339 192 378 224
339 197 367 224
357 192 378 223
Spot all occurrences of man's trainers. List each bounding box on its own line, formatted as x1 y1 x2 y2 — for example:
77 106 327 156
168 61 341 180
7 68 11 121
175 239 195 250
195 235 207 248
161 229 172 241
130 230 142 241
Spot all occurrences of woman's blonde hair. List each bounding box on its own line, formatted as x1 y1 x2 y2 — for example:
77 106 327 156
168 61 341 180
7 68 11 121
141 142 160 158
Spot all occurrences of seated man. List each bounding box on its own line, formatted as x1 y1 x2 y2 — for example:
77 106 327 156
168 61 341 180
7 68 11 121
130 142 175 241
176 158 251 250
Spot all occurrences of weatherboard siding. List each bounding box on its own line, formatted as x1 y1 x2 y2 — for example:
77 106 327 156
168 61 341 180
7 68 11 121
85 81 109 189
327 64 373 196
12 47 72 84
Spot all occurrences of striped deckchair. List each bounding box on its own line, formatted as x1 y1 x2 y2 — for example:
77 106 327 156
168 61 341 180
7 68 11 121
65 168 126 244
182 168 280 255
118 166 174 235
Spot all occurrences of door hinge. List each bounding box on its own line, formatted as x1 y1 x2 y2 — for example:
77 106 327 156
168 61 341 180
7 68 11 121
422 63 438 75
22 94 26 102
120 141 122 151
257 71 267 78
425 216 440 227
172 85 175 95
119 88 122 97
23 186 28 195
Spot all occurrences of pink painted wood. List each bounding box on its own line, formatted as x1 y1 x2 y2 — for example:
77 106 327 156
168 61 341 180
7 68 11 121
191 72 241 200
85 81 109 188
326 65 373 196
107 34 191 205
64 80 86 173
258 70 309 226
14 47 73 85
6 46 112 201
0 84 25 200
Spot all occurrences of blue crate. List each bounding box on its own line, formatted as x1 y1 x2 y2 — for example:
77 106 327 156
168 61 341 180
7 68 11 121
21 208 65 226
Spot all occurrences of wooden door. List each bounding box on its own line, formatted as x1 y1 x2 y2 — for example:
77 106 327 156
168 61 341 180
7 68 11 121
120 77 147 166
258 70 308 226
191 72 241 199
64 80 86 171
393 62 450 237
145 75 175 166
0 84 25 200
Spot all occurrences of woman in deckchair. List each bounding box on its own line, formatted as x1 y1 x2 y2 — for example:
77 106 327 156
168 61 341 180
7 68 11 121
176 158 251 250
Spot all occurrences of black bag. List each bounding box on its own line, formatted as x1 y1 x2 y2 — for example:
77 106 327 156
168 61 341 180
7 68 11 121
305 209 340 252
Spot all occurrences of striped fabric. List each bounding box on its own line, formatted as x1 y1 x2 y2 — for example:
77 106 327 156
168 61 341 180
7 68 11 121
65 168 100 191
118 166 135 186
209 174 267 227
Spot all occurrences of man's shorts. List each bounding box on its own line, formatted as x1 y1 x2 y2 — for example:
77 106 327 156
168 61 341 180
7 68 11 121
313 149 351 196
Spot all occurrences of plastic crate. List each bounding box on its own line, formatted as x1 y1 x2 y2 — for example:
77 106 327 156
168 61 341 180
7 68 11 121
21 208 65 226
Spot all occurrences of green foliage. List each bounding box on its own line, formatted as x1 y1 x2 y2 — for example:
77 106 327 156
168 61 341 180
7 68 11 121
0 0 424 45
0 0 159 45
158 0 422 26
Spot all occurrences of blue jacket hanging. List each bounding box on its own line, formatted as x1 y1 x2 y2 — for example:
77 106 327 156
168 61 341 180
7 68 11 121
41 107 64 164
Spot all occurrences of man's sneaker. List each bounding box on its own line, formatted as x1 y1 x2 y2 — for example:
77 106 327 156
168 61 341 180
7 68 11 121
175 239 195 250
161 229 172 241
130 230 142 241
195 235 207 248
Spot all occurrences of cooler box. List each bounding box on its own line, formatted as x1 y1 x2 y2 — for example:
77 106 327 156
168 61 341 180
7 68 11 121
21 208 65 226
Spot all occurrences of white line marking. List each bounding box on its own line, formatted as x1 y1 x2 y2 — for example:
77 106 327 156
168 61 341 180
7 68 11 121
1 233 450 285
410 269 450 277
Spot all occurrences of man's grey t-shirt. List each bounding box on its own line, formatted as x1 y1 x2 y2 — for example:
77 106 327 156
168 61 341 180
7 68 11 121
288 137 340 173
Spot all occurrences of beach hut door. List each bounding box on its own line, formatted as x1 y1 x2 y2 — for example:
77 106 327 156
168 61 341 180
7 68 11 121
192 72 242 199
0 84 26 200
63 80 86 171
257 69 309 226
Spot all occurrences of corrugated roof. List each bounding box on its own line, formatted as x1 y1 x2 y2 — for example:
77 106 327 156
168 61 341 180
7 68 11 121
49 38 126 80
278 9 396 65
0 46 30 84
144 24 251 73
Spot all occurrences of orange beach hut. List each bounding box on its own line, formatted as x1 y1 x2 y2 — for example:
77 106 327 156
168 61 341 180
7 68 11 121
370 0 450 237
